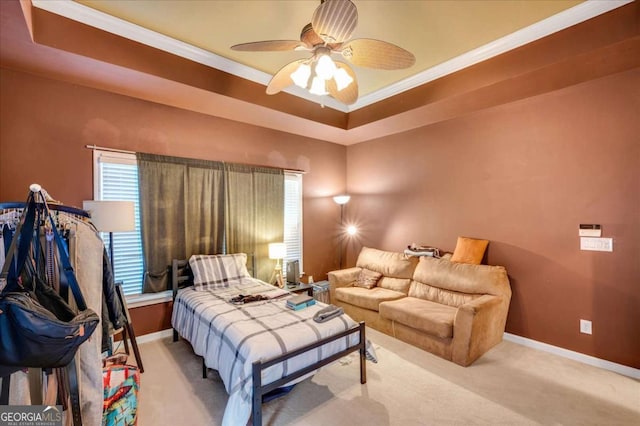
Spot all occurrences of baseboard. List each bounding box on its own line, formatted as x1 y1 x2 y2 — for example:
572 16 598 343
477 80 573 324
504 333 639 379
136 328 639 379
136 329 174 345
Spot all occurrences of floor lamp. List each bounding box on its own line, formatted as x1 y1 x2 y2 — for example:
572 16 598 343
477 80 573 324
269 242 286 288
83 200 144 372
82 201 135 273
333 195 351 269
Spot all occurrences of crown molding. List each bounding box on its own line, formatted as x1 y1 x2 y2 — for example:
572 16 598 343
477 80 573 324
352 0 633 110
31 0 349 112
32 0 631 114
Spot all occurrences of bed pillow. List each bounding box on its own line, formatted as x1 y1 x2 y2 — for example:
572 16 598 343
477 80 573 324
450 237 489 265
189 253 250 291
354 269 382 289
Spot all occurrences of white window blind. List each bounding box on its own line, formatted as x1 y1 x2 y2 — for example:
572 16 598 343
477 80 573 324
93 151 144 295
284 172 303 275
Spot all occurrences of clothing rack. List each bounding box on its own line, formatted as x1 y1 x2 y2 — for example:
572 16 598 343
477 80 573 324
0 202 90 218
1 201 144 373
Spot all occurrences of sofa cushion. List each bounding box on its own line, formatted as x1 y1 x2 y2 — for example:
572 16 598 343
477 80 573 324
356 247 418 279
377 277 411 294
409 280 480 308
335 286 405 312
413 256 511 298
379 297 457 339
354 269 382 289
450 237 488 265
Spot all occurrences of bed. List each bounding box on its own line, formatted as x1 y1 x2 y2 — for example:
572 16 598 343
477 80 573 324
170 254 366 426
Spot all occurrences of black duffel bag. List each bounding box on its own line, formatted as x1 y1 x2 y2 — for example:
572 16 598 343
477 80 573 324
0 188 99 371
0 292 99 368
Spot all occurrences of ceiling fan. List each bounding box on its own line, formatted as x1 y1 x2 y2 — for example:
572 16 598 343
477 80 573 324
231 0 415 105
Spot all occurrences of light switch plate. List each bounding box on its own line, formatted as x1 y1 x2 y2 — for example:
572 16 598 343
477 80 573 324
580 319 592 335
580 237 613 252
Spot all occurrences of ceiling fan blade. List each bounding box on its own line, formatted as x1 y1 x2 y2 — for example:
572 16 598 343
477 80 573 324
231 40 303 52
341 38 416 70
312 0 358 44
326 61 358 105
266 59 307 95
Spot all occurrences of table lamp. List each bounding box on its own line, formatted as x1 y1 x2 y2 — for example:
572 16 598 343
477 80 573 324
268 242 286 288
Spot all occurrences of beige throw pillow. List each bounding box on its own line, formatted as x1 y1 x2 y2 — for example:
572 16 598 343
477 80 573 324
354 269 382 289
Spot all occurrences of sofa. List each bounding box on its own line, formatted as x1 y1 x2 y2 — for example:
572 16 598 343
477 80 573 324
328 247 511 366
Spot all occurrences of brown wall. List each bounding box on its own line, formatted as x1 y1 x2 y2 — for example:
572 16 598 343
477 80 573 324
0 68 347 330
2 65 638 369
345 69 640 368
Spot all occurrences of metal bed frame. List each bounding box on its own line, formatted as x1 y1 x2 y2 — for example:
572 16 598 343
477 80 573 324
170 258 366 426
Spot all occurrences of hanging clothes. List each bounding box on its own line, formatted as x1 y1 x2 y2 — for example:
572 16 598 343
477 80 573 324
101 248 124 354
0 225 5 271
68 219 106 426
0 200 118 426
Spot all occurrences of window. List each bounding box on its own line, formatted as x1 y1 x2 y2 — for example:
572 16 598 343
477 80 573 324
284 172 303 274
94 152 304 295
93 150 144 295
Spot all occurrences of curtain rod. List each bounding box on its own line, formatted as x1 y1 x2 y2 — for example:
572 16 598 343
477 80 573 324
85 144 306 174
85 144 135 155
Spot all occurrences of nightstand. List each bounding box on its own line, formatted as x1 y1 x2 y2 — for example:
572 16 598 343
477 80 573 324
286 282 314 296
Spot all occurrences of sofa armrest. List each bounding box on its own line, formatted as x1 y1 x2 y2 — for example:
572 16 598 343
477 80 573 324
328 267 361 302
452 294 508 366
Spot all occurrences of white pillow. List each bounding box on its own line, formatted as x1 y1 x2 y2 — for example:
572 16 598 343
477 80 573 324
189 253 250 291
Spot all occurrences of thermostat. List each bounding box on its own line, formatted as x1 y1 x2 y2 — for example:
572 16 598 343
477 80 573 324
579 224 601 237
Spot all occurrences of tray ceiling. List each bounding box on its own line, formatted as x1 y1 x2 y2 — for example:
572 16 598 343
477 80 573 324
71 0 584 108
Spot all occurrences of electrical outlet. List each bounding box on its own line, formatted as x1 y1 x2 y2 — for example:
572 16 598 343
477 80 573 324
580 319 592 335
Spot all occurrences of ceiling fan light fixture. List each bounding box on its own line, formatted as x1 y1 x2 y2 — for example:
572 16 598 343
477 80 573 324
334 68 353 91
291 64 311 88
236 0 413 105
315 54 337 80
309 76 328 96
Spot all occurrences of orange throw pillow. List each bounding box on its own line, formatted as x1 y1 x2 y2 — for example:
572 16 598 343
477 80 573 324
450 237 489 265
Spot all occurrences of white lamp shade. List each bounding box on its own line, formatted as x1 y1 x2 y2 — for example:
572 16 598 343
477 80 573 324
83 200 135 232
334 68 354 91
315 54 337 80
333 195 351 205
268 242 286 260
309 76 328 96
291 64 311 88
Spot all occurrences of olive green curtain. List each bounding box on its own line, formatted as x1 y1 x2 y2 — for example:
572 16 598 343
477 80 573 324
225 164 284 282
137 153 224 293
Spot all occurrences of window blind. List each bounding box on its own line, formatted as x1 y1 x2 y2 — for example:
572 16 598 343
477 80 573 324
95 151 144 295
284 172 303 274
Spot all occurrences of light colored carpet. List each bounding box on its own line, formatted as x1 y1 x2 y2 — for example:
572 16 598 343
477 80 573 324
135 328 639 425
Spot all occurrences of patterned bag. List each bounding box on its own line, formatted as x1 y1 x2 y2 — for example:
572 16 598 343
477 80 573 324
103 364 140 426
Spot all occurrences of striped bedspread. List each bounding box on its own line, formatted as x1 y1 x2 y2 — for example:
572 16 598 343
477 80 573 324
171 278 359 426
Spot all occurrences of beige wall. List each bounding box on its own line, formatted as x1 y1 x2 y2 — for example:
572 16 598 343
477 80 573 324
345 69 640 368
